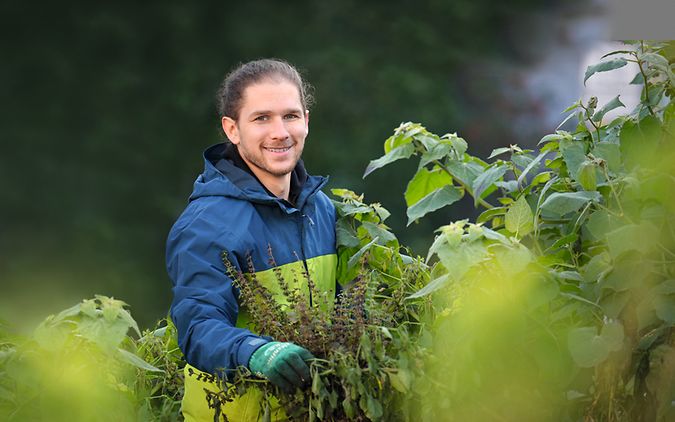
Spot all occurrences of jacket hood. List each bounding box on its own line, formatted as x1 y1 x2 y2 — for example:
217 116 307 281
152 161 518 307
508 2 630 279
189 143 328 211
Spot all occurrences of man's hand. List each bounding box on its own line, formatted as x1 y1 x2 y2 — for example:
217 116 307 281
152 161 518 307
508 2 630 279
248 341 314 393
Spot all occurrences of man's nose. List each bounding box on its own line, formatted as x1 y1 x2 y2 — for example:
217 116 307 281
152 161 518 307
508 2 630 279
269 117 290 139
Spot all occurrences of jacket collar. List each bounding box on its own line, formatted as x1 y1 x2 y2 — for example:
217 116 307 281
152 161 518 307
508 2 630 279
190 143 327 212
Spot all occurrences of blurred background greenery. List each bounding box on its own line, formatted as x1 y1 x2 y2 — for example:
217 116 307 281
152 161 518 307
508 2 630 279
2 0 600 330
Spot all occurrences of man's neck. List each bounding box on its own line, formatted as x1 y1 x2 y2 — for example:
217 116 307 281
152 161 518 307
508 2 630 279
251 170 291 201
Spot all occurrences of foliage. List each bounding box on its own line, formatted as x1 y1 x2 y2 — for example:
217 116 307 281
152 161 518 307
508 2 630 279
0 296 184 421
364 40 675 421
209 197 431 421
1 40 673 422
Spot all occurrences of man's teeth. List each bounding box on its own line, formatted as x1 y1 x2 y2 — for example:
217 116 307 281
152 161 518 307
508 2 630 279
266 147 291 153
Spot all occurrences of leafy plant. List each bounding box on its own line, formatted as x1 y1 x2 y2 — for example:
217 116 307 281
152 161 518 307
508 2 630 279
209 200 431 421
364 40 675 421
0 296 184 422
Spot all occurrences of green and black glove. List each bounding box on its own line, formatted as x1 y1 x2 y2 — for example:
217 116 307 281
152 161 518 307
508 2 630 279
248 341 314 393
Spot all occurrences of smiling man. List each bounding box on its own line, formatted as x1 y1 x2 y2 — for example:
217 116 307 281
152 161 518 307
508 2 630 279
166 59 337 421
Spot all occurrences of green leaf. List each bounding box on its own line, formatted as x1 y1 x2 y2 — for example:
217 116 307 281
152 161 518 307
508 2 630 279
363 143 416 178
592 95 625 122
538 133 565 145
442 133 468 157
365 395 383 419
361 221 397 245
592 142 621 173
347 237 378 269
530 171 552 187
568 321 624 367
407 274 450 299
404 167 453 207
505 196 533 237
517 151 546 187
335 219 360 248
652 280 675 323
488 147 511 159
477 207 507 224
547 233 578 251
445 158 485 189
540 191 601 217
117 348 163 372
472 164 508 206
419 142 452 168
556 112 577 130
584 58 628 84
406 185 463 226
630 72 645 85
560 139 587 177
576 161 597 191
605 222 659 258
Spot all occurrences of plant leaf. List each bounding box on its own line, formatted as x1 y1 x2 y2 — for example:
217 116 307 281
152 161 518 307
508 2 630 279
407 273 450 299
404 167 453 207
347 237 378 269
117 348 164 372
472 164 508 206
540 191 601 217
505 196 534 237
584 58 628 85
363 143 416 178
488 147 511 159
406 185 463 226
592 95 625 122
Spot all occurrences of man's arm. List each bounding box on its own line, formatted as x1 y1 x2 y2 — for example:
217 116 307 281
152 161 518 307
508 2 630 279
166 211 268 375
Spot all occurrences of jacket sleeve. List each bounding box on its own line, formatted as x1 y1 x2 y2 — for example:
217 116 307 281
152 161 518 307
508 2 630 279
166 207 268 375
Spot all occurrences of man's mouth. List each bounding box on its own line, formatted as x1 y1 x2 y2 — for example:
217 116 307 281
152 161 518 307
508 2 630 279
264 146 292 153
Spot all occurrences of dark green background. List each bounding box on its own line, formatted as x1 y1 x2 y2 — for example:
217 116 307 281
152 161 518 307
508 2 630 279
1 1 573 329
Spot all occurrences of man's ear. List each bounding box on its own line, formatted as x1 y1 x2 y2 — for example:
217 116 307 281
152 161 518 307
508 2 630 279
304 110 310 136
221 116 239 145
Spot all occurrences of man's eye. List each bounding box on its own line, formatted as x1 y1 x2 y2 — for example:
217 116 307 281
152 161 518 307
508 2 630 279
254 115 269 121
284 114 300 120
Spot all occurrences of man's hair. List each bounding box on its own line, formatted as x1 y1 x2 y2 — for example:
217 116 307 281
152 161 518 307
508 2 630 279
216 58 314 120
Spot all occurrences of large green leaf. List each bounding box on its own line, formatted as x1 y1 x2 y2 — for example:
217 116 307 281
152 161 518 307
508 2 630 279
584 58 628 84
406 185 463 225
404 167 453 207
335 218 360 248
505 196 533 237
560 139 587 177
592 95 625 122
406 274 450 299
347 237 378 269
472 164 507 206
445 158 485 189
363 143 416 178
605 222 659 258
576 161 597 191
361 221 397 245
591 142 622 173
540 191 601 217
419 142 452 168
568 321 624 367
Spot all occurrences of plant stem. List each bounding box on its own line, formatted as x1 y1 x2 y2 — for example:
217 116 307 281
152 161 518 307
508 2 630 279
637 43 657 118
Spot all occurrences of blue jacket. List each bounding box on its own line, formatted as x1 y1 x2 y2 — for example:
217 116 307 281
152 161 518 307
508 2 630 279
166 143 337 375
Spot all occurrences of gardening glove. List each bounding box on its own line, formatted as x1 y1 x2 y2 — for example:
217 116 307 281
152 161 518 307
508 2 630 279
248 341 313 393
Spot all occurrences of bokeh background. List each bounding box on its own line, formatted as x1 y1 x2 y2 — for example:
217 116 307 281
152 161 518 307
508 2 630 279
2 0 618 330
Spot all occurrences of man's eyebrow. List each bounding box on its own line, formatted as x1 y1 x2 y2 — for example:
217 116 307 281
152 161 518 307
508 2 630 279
248 108 303 117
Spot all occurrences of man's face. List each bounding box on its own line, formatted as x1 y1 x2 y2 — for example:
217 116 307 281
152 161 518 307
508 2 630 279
222 79 309 184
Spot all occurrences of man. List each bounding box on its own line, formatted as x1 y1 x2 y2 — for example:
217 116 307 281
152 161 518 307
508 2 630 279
166 59 337 421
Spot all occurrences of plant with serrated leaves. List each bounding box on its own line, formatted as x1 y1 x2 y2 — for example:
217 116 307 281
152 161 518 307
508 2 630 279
0 296 185 422
207 195 432 421
364 40 675 421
